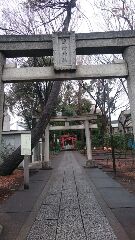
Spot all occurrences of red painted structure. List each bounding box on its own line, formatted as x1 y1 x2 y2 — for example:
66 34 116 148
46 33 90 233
60 134 77 150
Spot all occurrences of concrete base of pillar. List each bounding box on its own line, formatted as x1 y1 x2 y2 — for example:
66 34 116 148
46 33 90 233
41 161 53 170
84 160 98 168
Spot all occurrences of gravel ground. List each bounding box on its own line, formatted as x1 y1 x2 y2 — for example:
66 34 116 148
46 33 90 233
27 151 117 240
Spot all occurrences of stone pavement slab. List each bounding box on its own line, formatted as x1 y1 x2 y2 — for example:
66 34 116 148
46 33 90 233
84 167 135 208
112 208 135 240
25 151 127 240
74 151 135 240
0 183 45 213
85 168 110 178
98 187 135 208
26 220 57 240
0 212 28 240
90 176 122 188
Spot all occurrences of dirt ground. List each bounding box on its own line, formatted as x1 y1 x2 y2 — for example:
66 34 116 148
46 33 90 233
0 170 24 203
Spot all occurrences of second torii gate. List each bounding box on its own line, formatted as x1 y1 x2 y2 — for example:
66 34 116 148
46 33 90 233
42 115 98 168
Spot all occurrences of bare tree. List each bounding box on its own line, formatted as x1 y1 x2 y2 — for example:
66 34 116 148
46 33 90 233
94 0 135 31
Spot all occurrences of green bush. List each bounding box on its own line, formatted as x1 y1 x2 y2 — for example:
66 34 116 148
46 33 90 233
0 140 15 163
103 133 133 151
76 140 85 150
103 134 111 148
50 142 61 152
91 129 103 147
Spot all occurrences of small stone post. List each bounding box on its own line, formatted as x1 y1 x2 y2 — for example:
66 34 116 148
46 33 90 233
42 134 45 162
32 148 34 163
42 125 52 169
21 133 31 189
39 138 42 161
65 121 69 127
123 47 135 139
33 144 39 162
23 155 29 189
0 53 5 164
84 120 95 167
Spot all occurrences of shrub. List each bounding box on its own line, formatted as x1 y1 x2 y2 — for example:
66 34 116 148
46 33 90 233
0 140 15 163
76 140 85 150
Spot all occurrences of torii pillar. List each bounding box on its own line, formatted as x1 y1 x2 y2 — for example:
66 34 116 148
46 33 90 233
84 120 95 167
123 47 135 139
42 125 52 169
0 53 5 164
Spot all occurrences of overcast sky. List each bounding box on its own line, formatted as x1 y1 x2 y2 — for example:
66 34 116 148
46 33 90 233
0 0 105 33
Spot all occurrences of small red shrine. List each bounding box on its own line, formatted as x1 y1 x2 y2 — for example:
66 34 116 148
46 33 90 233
60 134 77 150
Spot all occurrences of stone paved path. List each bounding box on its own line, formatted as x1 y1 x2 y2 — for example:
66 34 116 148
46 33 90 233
27 151 117 240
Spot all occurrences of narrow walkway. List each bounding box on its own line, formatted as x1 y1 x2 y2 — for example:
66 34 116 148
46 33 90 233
25 151 119 240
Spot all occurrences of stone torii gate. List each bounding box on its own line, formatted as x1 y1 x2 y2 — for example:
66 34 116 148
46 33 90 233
0 31 135 165
42 115 97 168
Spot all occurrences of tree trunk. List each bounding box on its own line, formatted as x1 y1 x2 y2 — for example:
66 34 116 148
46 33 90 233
0 0 76 176
100 114 108 146
0 81 62 175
